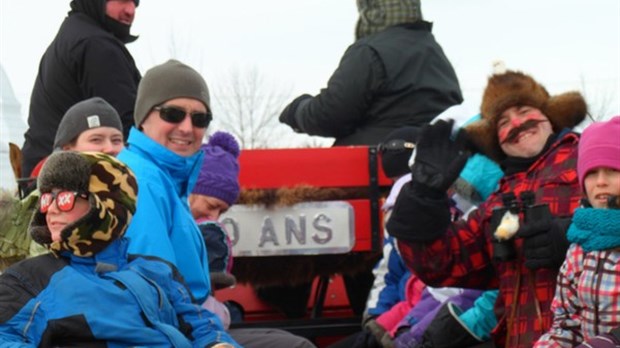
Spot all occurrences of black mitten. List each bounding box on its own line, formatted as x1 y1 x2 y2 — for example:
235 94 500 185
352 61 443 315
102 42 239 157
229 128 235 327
279 94 312 132
411 119 471 193
517 203 571 270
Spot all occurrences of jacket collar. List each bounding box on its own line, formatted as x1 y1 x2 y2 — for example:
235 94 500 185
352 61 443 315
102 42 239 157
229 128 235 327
125 127 204 198
65 238 129 273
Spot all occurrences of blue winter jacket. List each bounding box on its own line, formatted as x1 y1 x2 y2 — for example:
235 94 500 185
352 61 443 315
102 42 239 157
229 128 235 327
118 128 212 303
0 239 239 347
365 234 411 319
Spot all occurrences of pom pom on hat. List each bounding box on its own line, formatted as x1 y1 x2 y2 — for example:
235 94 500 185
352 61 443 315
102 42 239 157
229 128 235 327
192 132 240 206
209 131 240 158
492 60 507 75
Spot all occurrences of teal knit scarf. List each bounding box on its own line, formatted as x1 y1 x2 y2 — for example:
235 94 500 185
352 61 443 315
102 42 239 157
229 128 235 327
567 208 620 252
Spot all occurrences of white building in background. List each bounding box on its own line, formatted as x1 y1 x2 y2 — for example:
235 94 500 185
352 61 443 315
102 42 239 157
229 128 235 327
0 64 26 192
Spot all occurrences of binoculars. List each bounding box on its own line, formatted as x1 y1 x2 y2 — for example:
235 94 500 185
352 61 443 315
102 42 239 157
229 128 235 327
490 191 551 262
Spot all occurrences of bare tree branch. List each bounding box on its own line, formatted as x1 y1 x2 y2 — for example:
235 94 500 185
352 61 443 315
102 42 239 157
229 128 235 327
577 75 619 131
212 66 294 149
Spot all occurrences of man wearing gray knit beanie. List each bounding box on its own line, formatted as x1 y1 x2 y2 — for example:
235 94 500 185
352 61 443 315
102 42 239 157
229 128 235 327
118 60 315 348
117 59 216 307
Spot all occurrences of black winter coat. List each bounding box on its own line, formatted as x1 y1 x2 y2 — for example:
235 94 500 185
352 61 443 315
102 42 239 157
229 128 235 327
22 12 141 176
285 21 462 146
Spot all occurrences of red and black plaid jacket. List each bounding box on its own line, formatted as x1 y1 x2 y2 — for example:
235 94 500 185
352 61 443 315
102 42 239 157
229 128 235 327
392 132 581 348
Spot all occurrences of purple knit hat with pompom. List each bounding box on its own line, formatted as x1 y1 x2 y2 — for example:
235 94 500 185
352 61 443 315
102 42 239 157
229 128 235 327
192 131 240 206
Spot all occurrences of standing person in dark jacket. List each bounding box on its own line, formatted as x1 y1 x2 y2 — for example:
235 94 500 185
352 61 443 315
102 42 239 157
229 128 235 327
279 0 462 146
278 0 462 316
21 0 141 178
387 65 588 348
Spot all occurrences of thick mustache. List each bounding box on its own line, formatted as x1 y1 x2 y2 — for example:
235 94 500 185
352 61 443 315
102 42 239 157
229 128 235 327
501 119 547 144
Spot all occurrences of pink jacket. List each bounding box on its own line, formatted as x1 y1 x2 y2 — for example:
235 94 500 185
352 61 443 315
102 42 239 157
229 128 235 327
376 274 426 334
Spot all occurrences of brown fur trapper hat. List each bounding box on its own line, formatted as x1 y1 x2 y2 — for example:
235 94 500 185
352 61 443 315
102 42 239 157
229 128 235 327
465 66 587 162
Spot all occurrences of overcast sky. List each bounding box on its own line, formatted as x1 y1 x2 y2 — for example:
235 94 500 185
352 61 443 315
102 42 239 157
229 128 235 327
0 0 620 113
1 0 619 123
0 0 618 190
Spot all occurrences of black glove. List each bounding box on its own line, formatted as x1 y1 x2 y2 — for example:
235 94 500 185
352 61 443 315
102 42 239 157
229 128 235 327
279 94 312 132
411 119 471 193
517 203 571 270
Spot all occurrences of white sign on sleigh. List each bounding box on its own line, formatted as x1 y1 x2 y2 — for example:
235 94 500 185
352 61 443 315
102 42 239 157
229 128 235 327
219 201 355 256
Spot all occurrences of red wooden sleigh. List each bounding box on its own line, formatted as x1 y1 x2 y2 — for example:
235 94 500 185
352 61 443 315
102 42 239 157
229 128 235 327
215 146 392 345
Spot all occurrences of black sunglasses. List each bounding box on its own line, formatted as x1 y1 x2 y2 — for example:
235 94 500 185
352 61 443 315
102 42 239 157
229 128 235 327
153 105 212 128
377 139 416 153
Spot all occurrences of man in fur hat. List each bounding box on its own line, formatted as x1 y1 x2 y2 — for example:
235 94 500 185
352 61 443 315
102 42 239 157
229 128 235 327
386 67 587 348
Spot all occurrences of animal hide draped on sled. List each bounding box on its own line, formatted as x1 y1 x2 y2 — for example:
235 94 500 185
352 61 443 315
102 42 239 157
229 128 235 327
230 185 383 287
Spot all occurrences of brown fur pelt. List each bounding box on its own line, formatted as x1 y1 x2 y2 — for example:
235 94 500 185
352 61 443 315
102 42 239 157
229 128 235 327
238 185 371 207
232 185 384 287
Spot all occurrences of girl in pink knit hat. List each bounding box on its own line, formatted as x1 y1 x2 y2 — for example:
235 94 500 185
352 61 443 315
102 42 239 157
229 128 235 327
535 116 620 347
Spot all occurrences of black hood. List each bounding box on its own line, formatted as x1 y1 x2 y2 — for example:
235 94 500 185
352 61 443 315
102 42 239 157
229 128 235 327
70 0 138 43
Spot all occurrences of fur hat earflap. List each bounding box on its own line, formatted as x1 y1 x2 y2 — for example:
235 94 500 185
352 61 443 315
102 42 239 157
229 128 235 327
463 118 504 162
544 91 588 132
465 64 587 162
